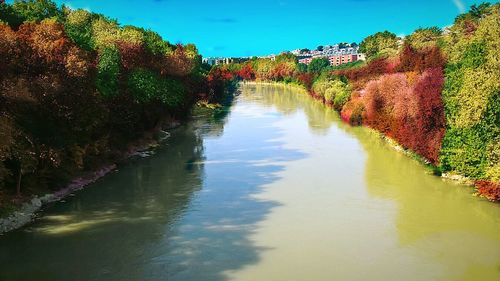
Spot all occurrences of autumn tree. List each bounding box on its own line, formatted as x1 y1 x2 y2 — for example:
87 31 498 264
359 31 399 59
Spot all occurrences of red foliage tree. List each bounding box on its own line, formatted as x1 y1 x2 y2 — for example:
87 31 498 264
237 64 255 80
476 181 500 202
117 41 148 70
17 20 69 67
296 72 315 90
397 43 446 73
359 69 445 164
161 45 194 77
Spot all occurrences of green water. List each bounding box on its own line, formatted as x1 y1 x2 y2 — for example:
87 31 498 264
0 84 499 281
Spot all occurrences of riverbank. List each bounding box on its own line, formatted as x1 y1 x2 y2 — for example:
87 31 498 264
245 81 496 201
0 121 181 234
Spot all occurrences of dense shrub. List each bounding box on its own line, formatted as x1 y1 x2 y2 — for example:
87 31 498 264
439 3 499 181
341 95 365 125
476 181 500 201
312 76 351 110
361 69 445 164
128 69 185 107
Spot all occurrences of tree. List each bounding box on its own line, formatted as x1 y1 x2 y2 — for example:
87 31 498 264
297 63 307 73
359 31 399 59
469 3 492 19
64 9 94 50
0 1 23 27
316 45 324 51
96 46 121 97
307 57 330 73
406 27 442 49
12 0 62 23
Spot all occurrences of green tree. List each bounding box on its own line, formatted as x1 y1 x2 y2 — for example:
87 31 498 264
128 69 185 107
12 0 62 23
297 63 308 73
96 47 121 97
406 27 442 49
307 57 330 73
0 1 23 27
359 31 399 59
64 9 94 50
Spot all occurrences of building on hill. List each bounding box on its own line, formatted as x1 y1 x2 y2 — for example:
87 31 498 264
296 43 365 66
202 57 249 66
328 54 359 66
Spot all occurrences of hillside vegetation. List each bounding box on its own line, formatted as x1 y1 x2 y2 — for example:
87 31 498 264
0 0 232 209
226 3 499 201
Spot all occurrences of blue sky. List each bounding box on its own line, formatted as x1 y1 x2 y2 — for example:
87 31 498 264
19 0 497 57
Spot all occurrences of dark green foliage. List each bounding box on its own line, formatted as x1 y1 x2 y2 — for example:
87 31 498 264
456 2 492 22
330 60 364 71
440 84 499 179
307 57 330 73
0 2 23 27
64 10 94 50
128 69 185 107
297 63 308 73
143 29 173 55
96 47 121 97
12 0 62 23
439 3 499 182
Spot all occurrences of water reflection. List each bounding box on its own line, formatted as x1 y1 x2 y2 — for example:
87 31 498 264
1 84 499 281
228 84 500 281
0 90 306 281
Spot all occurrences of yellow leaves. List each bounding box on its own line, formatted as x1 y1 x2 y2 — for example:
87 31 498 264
452 67 498 128
474 5 500 69
184 44 199 59
0 23 17 58
65 46 90 77
91 17 120 48
485 140 500 182
66 9 91 26
119 26 144 45
406 27 442 49
27 18 67 63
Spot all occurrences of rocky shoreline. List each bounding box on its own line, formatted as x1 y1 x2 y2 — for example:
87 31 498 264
0 165 117 234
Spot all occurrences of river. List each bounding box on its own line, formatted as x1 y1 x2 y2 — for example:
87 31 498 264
0 84 499 281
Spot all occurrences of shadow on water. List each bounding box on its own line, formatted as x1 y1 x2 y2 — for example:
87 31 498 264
0 91 306 281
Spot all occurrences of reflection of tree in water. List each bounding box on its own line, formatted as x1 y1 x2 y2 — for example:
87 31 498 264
243 84 339 135
0 88 306 281
342 123 500 279
0 123 206 281
244 83 500 280
194 86 239 139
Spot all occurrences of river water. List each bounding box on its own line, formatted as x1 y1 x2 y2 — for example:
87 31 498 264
0 84 499 281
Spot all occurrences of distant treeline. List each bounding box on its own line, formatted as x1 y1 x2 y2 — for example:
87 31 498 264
221 3 499 201
0 0 233 207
